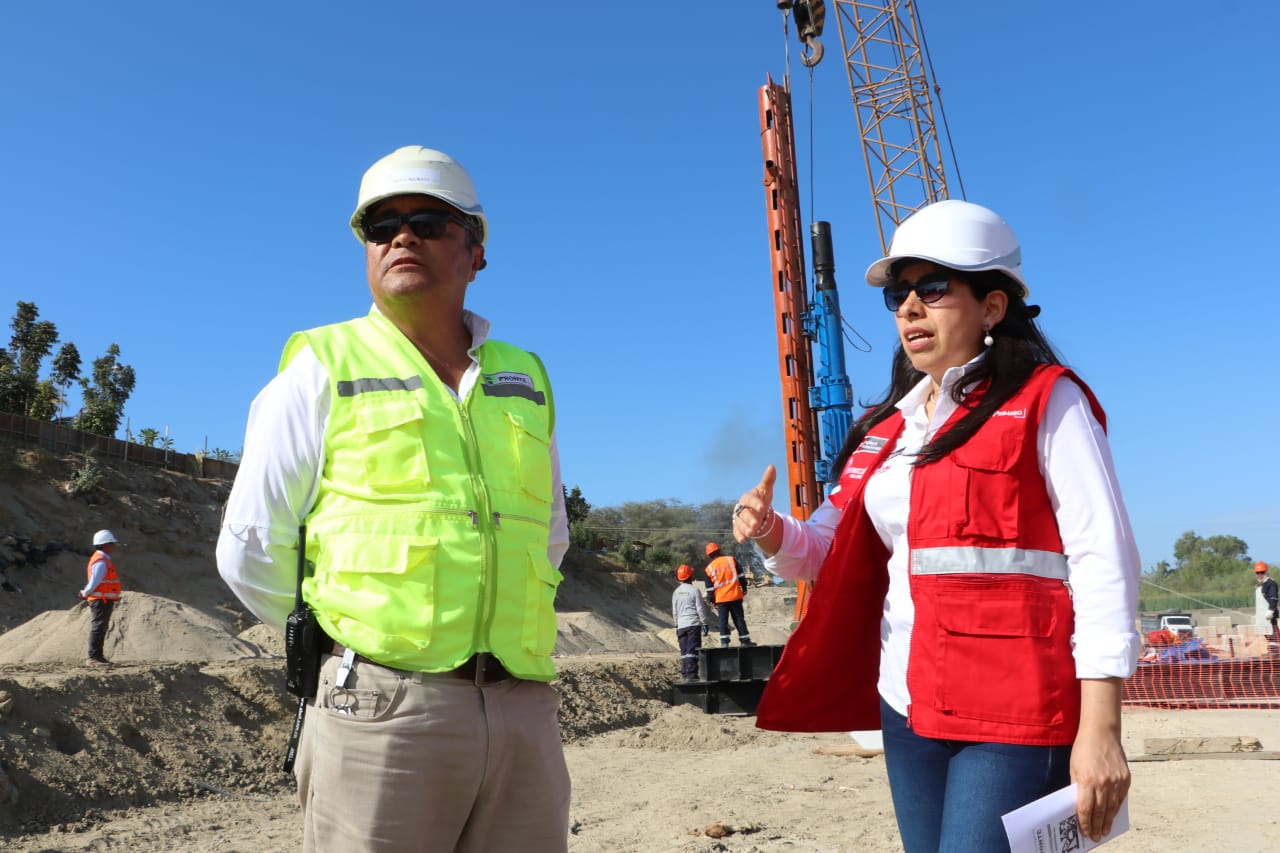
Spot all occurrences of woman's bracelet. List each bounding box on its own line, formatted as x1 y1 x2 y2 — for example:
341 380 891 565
749 507 777 541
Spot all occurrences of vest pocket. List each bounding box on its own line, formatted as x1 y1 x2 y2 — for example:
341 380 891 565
930 578 1071 728
506 411 552 502
355 397 431 492
313 534 441 645
522 543 563 656
950 431 1022 540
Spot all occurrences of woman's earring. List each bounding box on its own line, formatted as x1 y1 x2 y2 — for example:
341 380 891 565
983 324 994 347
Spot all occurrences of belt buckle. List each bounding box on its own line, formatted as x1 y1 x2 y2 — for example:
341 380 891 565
473 653 503 687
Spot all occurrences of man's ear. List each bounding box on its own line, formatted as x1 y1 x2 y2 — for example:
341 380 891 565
473 245 487 273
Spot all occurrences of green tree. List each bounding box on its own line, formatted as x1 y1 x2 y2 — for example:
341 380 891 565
27 381 59 421
1171 531 1250 578
50 342 81 419
0 301 59 416
0 349 17 414
564 485 591 526
1140 530 1259 611
76 343 136 437
138 428 160 447
619 542 643 570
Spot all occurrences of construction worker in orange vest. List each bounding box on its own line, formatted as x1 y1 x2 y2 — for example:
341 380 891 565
704 543 753 648
79 529 123 666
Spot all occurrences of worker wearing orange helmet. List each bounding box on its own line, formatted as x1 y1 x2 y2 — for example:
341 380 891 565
704 543 754 648
1255 561 1278 637
672 564 710 682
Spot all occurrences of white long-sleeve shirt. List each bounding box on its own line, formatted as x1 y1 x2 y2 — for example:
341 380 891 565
216 308 570 631
81 555 109 598
672 582 710 630
765 363 1143 716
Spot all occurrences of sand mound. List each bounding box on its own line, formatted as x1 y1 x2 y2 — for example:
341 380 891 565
555 611 675 655
238 622 284 656
0 593 267 664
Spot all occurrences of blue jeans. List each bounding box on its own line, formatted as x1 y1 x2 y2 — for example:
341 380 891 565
880 698 1071 853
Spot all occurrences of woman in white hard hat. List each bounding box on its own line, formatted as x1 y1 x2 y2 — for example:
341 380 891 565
731 199 1141 852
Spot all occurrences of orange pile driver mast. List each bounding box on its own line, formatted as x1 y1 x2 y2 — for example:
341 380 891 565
759 77 823 619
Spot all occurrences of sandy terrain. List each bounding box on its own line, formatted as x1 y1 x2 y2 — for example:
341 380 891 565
0 441 1277 851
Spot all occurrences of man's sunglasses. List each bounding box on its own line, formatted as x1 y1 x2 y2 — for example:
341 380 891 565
361 209 475 245
883 274 954 312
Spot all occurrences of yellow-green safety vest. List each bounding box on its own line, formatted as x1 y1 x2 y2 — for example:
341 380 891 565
279 309 561 681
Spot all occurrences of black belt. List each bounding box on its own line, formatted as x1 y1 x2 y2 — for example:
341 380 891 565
330 643 514 686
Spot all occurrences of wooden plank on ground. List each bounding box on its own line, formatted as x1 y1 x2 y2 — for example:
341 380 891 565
813 743 884 758
1143 736 1262 755
1131 750 1280 762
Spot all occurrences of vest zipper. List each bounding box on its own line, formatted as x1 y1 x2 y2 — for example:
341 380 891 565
493 511 549 529
455 403 498 646
415 507 478 525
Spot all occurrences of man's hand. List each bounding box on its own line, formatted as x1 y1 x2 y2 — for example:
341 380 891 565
77 591 86 600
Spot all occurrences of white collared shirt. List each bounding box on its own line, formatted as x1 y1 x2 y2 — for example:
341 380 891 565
215 307 570 630
766 360 1142 715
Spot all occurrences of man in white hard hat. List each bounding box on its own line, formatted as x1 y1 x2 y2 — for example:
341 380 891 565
79 529 123 666
217 146 570 851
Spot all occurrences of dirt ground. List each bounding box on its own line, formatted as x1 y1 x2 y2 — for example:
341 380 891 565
0 441 1277 851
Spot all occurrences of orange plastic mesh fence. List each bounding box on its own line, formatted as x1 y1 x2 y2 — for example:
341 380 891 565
1123 628 1280 710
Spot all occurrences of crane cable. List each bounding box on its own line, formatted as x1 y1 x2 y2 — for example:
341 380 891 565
782 7 873 356
915 4 966 201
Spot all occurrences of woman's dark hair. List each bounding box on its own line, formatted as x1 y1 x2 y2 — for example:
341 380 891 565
829 266 1062 474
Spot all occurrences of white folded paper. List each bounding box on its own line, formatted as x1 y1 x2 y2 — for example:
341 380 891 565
1001 783 1129 853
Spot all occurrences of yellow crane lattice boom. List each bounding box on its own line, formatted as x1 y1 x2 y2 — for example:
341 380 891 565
831 0 950 252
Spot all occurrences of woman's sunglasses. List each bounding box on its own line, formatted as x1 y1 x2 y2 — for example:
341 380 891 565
883 274 954 312
361 209 475 245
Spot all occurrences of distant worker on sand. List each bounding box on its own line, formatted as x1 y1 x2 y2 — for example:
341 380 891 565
703 543 753 648
672 564 710 682
1256 562 1278 637
79 529 121 666
216 145 571 852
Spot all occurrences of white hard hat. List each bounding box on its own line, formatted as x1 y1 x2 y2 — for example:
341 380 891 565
349 146 488 245
92 529 118 546
865 199 1029 298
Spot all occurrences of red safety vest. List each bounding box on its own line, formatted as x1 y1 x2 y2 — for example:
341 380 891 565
705 555 744 603
85 550 122 601
757 365 1104 746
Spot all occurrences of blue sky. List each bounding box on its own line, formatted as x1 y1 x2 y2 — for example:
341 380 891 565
2 2 1276 570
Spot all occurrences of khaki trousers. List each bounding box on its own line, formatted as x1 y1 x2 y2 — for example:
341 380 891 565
296 651 571 852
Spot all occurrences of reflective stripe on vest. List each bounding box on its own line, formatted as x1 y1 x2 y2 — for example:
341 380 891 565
282 310 560 681
911 546 1069 580
707 556 743 601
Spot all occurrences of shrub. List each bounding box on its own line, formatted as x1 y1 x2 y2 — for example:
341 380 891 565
68 454 104 496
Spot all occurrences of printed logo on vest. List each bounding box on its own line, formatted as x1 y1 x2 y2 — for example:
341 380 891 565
482 372 546 405
855 436 887 455
993 408 1027 418
846 466 867 481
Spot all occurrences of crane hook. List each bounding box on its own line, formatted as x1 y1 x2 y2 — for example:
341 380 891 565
792 0 826 67
800 36 824 67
